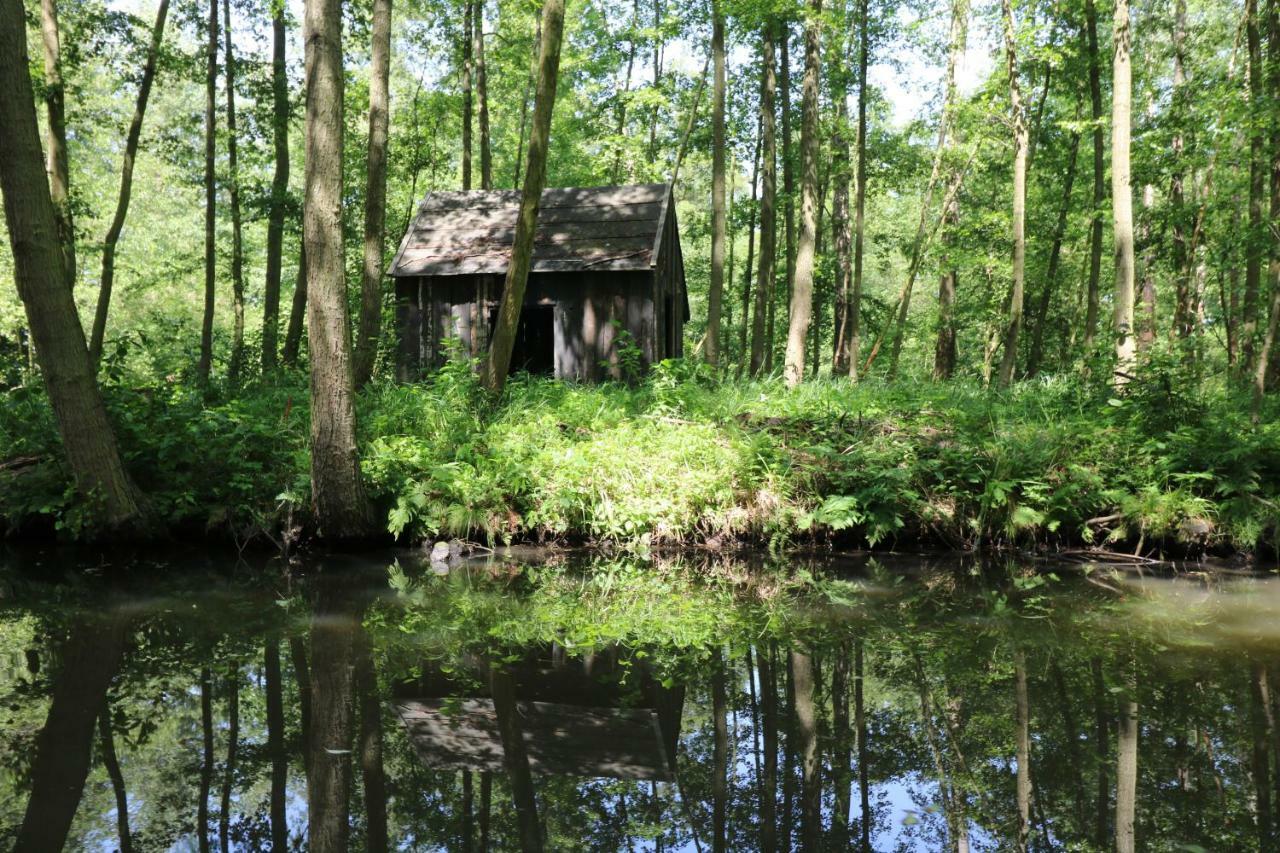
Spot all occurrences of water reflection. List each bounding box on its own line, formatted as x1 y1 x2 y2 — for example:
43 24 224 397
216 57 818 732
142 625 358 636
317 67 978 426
1 550 1279 850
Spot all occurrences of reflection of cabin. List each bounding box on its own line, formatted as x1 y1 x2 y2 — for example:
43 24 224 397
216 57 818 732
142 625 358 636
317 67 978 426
388 183 688 381
391 645 684 781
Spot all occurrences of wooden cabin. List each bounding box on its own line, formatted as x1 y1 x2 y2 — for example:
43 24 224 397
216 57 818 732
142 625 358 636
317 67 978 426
389 183 688 381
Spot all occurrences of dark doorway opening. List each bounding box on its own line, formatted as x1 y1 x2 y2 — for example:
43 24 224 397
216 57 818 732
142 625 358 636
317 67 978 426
492 304 555 376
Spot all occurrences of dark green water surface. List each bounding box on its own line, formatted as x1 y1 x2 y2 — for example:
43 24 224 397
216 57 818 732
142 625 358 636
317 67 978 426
1 547 1277 851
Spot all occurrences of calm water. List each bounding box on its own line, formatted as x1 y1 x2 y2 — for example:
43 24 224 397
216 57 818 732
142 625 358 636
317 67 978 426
2 547 1279 851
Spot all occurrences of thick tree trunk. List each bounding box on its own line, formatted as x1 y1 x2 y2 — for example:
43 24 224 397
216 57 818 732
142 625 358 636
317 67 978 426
304 0 374 538
1112 0 1137 384
307 592 356 853
0 0 143 531
1027 124 1080 376
99 708 135 853
750 22 778 377
265 638 288 851
476 0 492 189
1115 694 1138 853
197 0 218 386
356 629 389 852
485 0 566 393
262 5 289 372
40 0 75 290
223 0 246 386
849 0 868 379
218 666 240 853
783 0 822 388
462 0 473 190
1082 0 1104 352
282 245 307 367
706 0 727 366
88 0 170 365
997 0 1028 388
13 616 127 853
354 0 393 387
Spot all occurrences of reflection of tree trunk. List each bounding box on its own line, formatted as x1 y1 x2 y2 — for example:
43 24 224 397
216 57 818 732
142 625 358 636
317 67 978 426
1115 692 1138 853
1252 661 1273 845
759 644 779 853
914 654 966 853
480 772 492 851
712 650 728 852
793 650 821 850
356 632 388 853
782 653 796 850
219 665 240 853
832 643 852 846
1091 657 1109 847
308 596 356 853
490 666 543 851
463 771 474 852
1014 650 1032 852
290 636 313 779
746 647 763 801
1050 662 1086 829
265 638 288 851
855 640 871 852
199 668 214 853
99 706 135 853
14 616 127 853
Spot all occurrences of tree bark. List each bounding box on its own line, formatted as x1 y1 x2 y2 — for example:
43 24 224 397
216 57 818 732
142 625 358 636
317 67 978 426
307 592 356 853
739 119 761 367
1245 0 1266 373
647 0 663 162
354 0 393 387
750 21 778 377
849 0 868 379
1112 0 1137 384
1027 121 1081 377
303 0 375 539
0 0 143 531
40 0 75 290
197 0 218 386
99 707 135 853
611 0 638 183
792 650 821 850
223 0 246 386
199 668 214 853
265 638 288 851
855 639 871 851
88 0 171 366
706 0 727 366
1082 0 1104 352
262 3 290 372
218 666 240 853
1254 0 1280 413
476 0 492 189
759 644 779 852
997 0 1028 388
1170 0 1193 342
462 0 473 190
831 0 853 375
1015 650 1032 852
783 0 822 388
712 651 728 852
484 0 566 394
1115 693 1138 853
356 629 388 852
282 244 307 367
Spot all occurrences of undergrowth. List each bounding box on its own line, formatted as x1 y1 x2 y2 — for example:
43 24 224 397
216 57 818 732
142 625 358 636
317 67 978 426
0 356 1276 556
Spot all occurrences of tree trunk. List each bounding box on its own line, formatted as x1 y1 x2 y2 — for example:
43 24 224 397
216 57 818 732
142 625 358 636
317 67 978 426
262 4 289 371
783 0 821 388
484 0 566 394
750 21 778 377
462 0 473 190
265 638 288 851
1137 183 1156 350
356 629 388 853
223 0 246 386
1091 657 1109 847
12 616 127 853
759 644 779 852
282 244 307 367
849 0 868 379
706 0 727 366
218 665 239 853
475 0 492 189
0 0 144 531
1112 0 1137 384
39 0 75 290
199 668 214 853
831 644 852 846
793 649 821 850
1015 650 1033 852
712 651 728 852
830 0 853 375
1082 0 1104 353
490 666 544 851
197 0 218 386
88 0 170 365
1255 0 1280 413
1170 0 1193 342
739 120 761 368
997 0 1028 388
307 592 356 853
647 0 663 162
1027 122 1081 377
855 639 871 851
303 0 375 539
1245 0 1266 374
463 770 474 851
934 189 959 378
780 27 796 321
1252 661 1274 844
1115 693 1138 853
99 708 135 853
612 0 638 183
480 772 492 851
354 0 393 387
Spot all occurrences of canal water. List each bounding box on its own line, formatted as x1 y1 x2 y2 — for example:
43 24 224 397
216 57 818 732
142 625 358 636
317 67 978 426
1 547 1277 851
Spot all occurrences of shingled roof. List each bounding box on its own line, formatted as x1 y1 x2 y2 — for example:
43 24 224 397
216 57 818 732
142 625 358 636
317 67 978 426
388 183 674 277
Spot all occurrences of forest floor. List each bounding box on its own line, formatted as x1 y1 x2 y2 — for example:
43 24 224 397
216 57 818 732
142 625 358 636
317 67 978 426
1 358 1276 558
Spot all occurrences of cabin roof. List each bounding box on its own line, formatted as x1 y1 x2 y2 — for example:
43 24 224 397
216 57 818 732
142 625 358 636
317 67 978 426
388 183 674 277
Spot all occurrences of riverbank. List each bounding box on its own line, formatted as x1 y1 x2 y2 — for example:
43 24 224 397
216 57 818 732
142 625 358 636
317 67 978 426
1 360 1276 556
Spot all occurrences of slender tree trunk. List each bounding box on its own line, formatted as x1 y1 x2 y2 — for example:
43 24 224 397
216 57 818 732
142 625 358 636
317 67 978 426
1245 0 1266 373
1027 123 1081 376
849 0 868 379
781 28 797 320
831 645 852 845
0 0 143 531
1112 0 1137 384
262 4 289 372
740 121 761 367
647 0 663 162
307 593 356 853
198 668 214 853
303 0 375 539
463 770 474 851
356 630 388 853
750 21 778 377
282 245 307 367
712 651 728 852
612 0 638 183
99 708 135 853
480 772 492 851
706 0 727 366
265 638 288 851
290 636 314 780
934 189 959 378
855 639 871 851
1252 661 1274 844
1091 657 1109 847
1170 0 1193 342
88 0 170 365
485 0 566 393
1015 651 1033 852
490 666 543 852
793 650 821 850
475 0 492 189
1083 0 1104 353
997 0 1028 388
1255 0 1280 413
831 0 853 375
1137 183 1156 350
759 644 779 852
462 0 473 190
218 666 240 853
40 0 74 290
1115 692 1138 853
354 0 393 387
783 0 822 388
223 0 246 386
197 0 218 386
